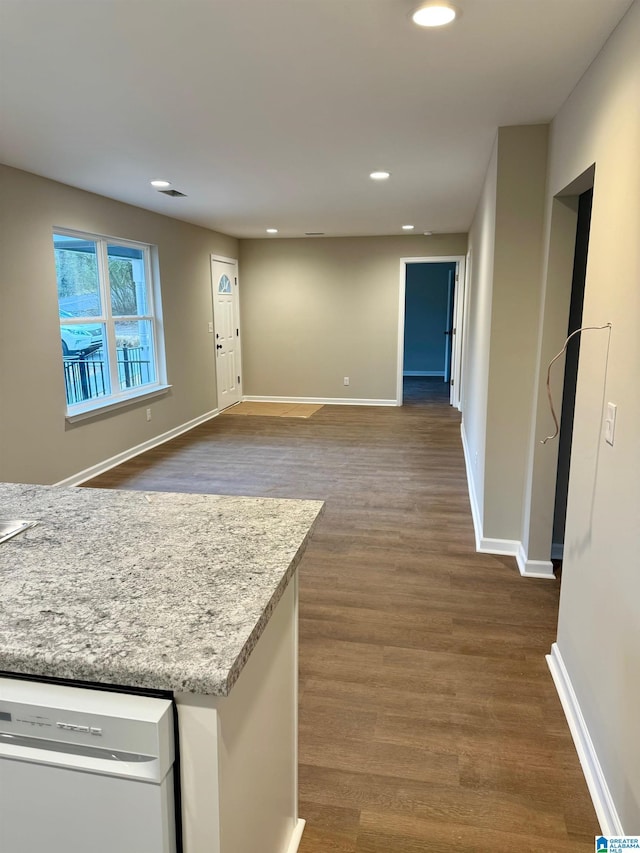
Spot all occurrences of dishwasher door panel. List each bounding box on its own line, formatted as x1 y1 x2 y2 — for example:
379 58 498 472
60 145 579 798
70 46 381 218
1 756 176 853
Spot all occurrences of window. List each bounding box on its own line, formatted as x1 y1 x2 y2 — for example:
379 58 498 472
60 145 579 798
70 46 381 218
53 230 166 416
218 274 232 294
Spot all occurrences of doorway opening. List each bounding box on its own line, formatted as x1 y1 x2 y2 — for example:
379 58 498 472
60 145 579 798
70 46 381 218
551 187 593 566
397 256 466 407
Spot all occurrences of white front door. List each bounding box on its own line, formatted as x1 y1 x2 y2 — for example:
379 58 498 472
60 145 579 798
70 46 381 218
211 256 242 410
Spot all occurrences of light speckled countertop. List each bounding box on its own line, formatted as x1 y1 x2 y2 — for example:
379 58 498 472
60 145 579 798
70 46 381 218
0 483 323 695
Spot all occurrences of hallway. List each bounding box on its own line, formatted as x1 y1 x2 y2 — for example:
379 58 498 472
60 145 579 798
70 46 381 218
87 378 598 851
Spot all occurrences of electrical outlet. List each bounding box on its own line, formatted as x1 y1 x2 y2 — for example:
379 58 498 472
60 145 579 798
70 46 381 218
146 408 152 422
343 376 350 386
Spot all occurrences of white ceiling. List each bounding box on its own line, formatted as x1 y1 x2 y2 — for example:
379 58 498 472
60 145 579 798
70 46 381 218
0 0 633 238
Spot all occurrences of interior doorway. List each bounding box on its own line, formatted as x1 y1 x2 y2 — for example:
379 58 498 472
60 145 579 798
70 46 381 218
397 256 466 407
551 187 593 561
211 255 242 411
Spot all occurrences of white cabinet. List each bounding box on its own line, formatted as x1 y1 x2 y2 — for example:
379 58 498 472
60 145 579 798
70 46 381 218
176 577 302 853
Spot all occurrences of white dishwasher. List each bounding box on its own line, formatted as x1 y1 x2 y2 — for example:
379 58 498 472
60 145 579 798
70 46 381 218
0 676 178 853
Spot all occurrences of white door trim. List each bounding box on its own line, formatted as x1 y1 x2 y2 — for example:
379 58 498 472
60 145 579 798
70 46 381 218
455 251 471 412
444 269 454 387
450 255 467 410
211 255 242 411
397 256 467 407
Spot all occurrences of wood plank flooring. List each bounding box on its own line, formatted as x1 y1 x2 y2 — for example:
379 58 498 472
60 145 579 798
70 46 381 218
85 378 598 852
222 401 324 418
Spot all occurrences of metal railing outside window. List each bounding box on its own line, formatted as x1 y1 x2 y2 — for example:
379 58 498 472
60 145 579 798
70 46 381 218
63 347 152 406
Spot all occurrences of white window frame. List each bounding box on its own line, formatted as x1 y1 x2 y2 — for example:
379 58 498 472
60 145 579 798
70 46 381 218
54 227 169 421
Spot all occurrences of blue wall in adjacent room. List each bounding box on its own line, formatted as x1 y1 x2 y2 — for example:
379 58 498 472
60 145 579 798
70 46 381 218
403 262 455 375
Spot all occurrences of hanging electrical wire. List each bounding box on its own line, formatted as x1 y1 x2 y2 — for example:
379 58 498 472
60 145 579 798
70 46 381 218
540 323 612 444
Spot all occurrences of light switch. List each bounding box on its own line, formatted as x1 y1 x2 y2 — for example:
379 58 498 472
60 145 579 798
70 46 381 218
604 402 617 446
208 322 214 333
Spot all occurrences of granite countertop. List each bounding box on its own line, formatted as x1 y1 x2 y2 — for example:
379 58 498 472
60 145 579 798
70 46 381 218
0 483 323 695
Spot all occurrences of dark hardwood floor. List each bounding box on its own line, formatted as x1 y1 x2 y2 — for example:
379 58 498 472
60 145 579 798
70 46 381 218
86 378 598 851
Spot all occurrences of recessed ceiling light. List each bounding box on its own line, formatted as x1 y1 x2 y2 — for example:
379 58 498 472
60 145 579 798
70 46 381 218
412 3 457 27
423 231 433 236
402 225 415 231
370 171 391 181
150 180 171 188
266 228 278 234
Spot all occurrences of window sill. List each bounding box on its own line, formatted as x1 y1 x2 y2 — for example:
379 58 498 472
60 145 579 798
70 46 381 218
65 385 172 424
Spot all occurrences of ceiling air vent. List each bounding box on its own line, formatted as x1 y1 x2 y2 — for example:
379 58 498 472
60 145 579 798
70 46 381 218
158 189 187 197
305 232 325 236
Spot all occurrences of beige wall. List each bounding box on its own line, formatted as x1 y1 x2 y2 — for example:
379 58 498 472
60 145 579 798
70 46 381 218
462 125 548 541
460 139 497 522
463 5 639 824
0 165 238 484
528 1 640 831
484 125 549 539
238 234 467 401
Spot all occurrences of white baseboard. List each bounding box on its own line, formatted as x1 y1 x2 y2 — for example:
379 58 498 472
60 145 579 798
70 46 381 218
403 371 445 377
54 408 220 487
461 423 517 554
479 536 521 556
551 541 564 560
242 395 397 407
460 421 483 551
516 543 556 579
546 643 623 835
285 819 306 853
460 423 554 577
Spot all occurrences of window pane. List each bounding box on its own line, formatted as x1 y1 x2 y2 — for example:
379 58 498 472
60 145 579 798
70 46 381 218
53 231 161 413
60 319 105 358
115 320 156 390
107 244 148 316
62 343 111 406
54 234 102 317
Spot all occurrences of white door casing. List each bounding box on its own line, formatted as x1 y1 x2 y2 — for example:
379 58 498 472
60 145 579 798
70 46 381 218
450 260 466 410
444 269 454 387
211 256 242 410
397 256 467 408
